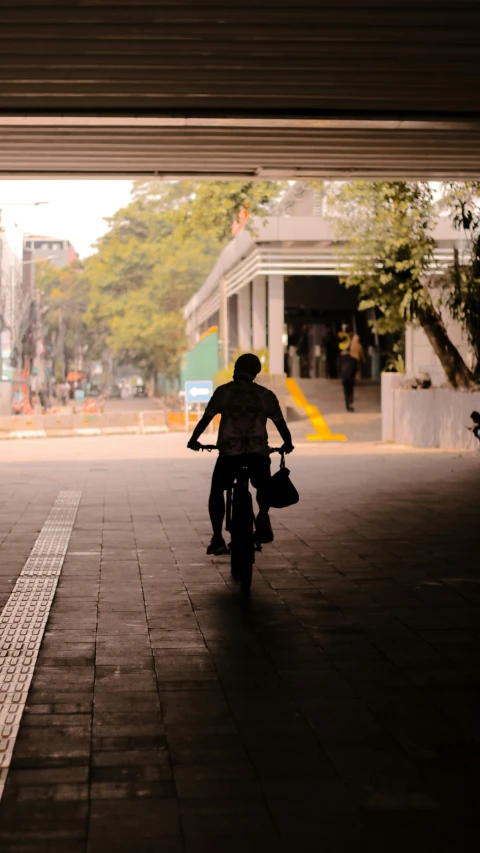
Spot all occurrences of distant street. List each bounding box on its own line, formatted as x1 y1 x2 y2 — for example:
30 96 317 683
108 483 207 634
100 395 164 413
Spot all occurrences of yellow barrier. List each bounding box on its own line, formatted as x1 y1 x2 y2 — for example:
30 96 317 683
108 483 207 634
285 378 346 442
167 412 221 432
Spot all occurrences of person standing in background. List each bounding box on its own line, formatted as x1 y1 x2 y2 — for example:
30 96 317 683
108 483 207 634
297 325 310 378
324 324 339 379
350 333 366 376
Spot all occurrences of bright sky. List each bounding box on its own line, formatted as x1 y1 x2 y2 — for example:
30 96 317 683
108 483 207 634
0 180 133 259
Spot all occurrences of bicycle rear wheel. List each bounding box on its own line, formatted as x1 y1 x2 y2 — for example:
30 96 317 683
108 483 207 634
230 483 255 593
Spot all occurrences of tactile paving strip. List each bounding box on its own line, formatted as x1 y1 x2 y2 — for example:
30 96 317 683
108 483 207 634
0 490 81 798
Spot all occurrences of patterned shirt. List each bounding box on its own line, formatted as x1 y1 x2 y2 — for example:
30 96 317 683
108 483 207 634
205 380 283 456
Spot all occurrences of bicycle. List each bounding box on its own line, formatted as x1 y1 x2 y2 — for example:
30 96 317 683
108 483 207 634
198 444 283 594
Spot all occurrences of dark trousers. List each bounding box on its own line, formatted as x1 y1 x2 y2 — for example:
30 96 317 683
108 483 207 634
342 379 355 410
209 454 271 537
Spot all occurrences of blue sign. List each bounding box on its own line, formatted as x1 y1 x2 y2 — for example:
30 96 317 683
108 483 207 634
74 389 85 402
185 380 213 405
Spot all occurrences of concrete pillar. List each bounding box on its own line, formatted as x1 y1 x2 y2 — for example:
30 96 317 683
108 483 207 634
268 274 284 375
252 275 267 350
219 277 229 369
237 284 251 351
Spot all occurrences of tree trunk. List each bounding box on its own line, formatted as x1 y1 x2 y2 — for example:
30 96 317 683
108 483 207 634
418 306 473 389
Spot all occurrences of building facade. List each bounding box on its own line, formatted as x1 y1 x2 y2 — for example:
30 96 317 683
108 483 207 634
184 184 472 385
20 234 79 385
23 235 78 268
0 216 22 379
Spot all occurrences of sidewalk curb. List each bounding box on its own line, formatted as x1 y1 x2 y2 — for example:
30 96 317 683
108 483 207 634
0 426 169 440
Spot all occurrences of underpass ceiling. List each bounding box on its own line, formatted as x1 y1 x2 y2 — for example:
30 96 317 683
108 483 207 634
0 1 479 178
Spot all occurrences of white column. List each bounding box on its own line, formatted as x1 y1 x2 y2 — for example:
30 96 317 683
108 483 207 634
268 274 284 375
237 284 251 351
252 275 266 350
219 277 229 368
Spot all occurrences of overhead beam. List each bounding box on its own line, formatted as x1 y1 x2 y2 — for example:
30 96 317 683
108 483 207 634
0 2 479 178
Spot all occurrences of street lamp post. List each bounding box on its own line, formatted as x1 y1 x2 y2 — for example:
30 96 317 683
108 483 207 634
17 254 58 393
0 202 48 207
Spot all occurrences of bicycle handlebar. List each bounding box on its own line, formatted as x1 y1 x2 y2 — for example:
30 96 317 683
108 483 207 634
196 443 285 455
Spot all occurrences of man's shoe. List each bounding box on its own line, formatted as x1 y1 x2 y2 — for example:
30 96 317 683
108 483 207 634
256 513 274 544
207 535 229 556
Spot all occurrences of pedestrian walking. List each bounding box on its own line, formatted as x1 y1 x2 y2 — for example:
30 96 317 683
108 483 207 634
38 385 49 412
339 348 357 412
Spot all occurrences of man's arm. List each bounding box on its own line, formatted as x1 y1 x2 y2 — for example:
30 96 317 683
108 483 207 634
188 388 222 450
266 389 294 453
188 413 214 450
273 418 294 453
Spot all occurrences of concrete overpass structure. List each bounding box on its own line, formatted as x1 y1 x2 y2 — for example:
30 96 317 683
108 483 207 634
0 2 480 178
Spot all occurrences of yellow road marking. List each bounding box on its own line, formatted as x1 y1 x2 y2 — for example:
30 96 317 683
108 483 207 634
285 378 347 442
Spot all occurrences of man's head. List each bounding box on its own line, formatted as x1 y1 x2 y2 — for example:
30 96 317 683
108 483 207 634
233 353 262 382
471 410 480 424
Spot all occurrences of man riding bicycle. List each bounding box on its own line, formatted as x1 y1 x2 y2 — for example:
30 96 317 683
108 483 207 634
187 353 294 555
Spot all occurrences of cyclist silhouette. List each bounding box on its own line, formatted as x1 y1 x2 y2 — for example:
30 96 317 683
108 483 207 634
188 353 294 555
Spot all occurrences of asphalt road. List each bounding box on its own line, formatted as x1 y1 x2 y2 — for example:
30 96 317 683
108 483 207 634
98 396 163 412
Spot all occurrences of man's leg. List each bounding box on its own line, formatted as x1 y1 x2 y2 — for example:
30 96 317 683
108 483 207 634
344 379 354 410
208 459 226 537
207 458 231 554
250 456 273 543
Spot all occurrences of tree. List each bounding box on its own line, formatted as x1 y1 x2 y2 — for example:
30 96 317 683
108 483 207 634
179 180 284 242
440 182 480 378
84 180 283 383
328 181 474 389
35 259 96 382
84 198 219 383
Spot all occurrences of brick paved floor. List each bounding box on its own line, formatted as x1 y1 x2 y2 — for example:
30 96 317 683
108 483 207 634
0 435 479 851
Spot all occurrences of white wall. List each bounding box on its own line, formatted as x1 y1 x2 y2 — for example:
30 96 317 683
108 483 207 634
381 372 405 441
237 285 251 350
252 275 266 350
268 274 284 375
392 388 480 450
406 315 474 387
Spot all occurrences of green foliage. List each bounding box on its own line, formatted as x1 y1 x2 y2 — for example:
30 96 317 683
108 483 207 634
384 352 406 374
328 181 436 335
180 181 284 242
35 259 95 380
84 181 283 381
440 182 480 375
328 180 476 388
